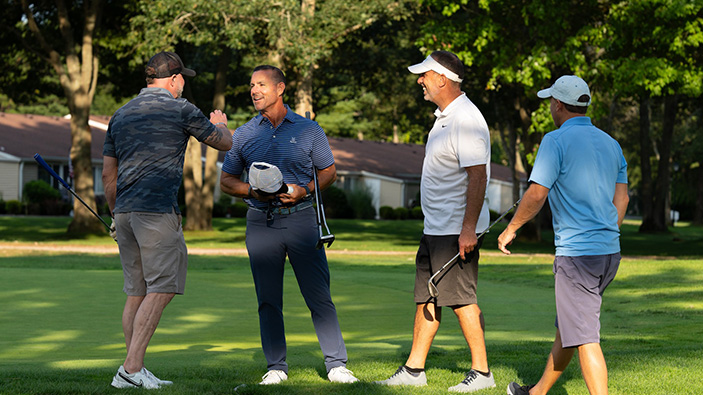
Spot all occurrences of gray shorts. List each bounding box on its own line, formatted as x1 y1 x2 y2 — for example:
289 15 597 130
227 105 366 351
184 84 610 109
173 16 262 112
115 211 188 296
554 253 620 347
414 234 481 307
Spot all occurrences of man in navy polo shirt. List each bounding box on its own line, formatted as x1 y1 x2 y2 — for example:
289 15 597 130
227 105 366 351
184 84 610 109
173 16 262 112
220 65 358 386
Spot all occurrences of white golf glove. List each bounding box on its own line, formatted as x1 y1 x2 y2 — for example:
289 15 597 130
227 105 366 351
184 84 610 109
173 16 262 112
109 219 118 243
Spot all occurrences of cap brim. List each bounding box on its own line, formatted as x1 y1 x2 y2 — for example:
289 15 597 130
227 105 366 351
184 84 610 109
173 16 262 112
537 88 552 99
408 63 430 75
181 68 196 77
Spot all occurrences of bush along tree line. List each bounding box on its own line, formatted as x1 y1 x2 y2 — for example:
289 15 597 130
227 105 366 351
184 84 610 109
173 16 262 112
4 0 702 232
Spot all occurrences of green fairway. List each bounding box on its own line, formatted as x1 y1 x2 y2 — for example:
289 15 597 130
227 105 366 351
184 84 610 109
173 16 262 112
1 245 703 394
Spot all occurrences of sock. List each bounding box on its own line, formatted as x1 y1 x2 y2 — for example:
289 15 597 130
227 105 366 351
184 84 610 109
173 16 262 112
474 369 491 377
403 365 425 376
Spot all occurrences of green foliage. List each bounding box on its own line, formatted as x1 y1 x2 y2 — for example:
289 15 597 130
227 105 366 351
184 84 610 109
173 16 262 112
229 202 249 218
322 185 354 219
411 205 424 219
0 200 5 215
22 181 60 204
379 205 394 220
346 187 376 219
5 200 22 215
393 206 409 220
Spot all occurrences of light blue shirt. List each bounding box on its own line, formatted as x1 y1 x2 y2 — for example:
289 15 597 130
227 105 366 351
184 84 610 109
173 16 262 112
529 117 628 256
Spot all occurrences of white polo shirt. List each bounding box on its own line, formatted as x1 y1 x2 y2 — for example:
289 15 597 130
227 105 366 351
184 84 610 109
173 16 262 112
421 92 490 235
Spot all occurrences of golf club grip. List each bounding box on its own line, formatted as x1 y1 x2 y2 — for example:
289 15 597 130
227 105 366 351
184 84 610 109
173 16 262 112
34 154 71 189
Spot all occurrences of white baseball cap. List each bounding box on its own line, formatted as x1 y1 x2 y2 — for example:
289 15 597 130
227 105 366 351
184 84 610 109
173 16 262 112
248 162 287 194
408 54 463 83
537 75 591 107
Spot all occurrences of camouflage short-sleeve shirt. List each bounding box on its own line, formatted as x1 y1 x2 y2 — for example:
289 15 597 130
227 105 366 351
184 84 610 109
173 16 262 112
103 87 215 214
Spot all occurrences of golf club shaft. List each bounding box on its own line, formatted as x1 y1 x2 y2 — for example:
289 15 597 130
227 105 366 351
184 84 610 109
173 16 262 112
428 198 522 291
34 153 111 230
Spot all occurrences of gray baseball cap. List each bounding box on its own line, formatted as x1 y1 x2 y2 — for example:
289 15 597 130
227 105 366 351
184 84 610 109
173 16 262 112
537 75 591 106
249 162 288 194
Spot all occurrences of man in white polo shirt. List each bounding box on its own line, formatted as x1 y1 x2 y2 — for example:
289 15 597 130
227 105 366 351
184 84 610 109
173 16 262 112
375 51 494 393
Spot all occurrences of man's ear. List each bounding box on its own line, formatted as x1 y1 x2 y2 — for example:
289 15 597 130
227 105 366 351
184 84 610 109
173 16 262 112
277 82 286 97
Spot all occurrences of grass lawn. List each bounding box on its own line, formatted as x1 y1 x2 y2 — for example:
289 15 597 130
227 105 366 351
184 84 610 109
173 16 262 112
0 216 702 394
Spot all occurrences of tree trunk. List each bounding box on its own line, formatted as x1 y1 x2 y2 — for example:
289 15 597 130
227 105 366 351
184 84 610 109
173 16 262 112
638 95 658 232
183 136 204 231
294 0 316 117
20 0 104 234
653 94 677 228
694 166 703 225
184 47 230 231
67 107 103 234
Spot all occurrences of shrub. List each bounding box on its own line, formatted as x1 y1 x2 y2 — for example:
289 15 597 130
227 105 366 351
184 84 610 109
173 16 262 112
345 186 376 219
0 200 5 214
230 202 249 217
411 206 424 219
393 207 409 220
23 180 60 204
6 200 22 214
212 201 229 217
322 185 355 219
379 206 394 220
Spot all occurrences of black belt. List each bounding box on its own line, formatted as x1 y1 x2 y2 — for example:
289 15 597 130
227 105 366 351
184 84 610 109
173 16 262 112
251 200 314 216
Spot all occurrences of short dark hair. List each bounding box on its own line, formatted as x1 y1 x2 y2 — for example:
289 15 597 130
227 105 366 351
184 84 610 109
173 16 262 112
430 50 465 82
253 65 287 85
563 95 589 114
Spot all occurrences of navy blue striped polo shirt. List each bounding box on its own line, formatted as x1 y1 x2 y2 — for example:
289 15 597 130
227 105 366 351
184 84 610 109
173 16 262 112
222 105 335 210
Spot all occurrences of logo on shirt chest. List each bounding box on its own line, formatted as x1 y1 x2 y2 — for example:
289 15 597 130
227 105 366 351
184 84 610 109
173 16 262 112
289 137 297 144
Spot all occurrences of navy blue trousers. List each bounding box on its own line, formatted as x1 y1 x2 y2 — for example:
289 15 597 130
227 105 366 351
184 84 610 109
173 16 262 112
245 207 348 373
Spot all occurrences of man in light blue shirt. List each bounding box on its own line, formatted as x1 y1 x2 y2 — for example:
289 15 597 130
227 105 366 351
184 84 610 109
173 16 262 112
498 75 629 395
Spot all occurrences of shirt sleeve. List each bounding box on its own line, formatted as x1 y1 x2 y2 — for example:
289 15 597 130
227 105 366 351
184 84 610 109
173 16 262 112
310 123 335 170
529 134 561 189
181 100 216 142
103 117 116 157
221 128 245 176
616 144 628 184
456 114 490 168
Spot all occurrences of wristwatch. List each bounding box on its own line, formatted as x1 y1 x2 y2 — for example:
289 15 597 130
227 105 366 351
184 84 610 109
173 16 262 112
303 185 311 196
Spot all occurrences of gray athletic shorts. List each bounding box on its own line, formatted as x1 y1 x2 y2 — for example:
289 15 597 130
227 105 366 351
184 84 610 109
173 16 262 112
554 253 620 348
115 210 188 296
414 234 481 307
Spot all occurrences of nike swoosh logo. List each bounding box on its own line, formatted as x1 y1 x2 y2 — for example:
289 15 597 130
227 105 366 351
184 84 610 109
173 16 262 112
119 372 143 387
441 125 447 128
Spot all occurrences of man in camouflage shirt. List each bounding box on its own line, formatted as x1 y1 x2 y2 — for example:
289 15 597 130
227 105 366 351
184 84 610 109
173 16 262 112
102 52 233 389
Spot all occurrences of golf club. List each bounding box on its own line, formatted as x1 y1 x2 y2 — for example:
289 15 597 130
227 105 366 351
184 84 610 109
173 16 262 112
427 198 522 298
305 111 335 249
313 166 335 249
34 153 111 231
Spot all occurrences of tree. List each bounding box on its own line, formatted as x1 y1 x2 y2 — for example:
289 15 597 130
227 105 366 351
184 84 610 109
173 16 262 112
601 0 703 232
12 0 104 233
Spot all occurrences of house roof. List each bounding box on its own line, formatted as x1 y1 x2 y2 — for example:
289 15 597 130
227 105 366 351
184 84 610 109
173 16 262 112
0 112 524 183
0 112 108 162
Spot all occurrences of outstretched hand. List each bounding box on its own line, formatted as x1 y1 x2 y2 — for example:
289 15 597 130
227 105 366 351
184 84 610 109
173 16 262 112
497 229 516 255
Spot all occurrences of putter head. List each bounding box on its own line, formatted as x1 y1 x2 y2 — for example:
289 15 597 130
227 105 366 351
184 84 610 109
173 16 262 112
427 280 439 298
315 234 335 250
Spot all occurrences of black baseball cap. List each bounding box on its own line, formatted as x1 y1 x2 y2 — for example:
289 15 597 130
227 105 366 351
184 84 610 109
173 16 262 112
145 51 196 78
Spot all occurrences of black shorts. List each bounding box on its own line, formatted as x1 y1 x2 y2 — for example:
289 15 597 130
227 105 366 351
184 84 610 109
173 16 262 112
414 234 481 307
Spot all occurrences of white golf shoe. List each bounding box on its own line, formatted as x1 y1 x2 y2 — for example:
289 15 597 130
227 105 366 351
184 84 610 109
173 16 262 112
259 369 288 385
143 367 173 386
448 369 496 392
327 366 359 383
111 365 160 389
374 365 427 386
